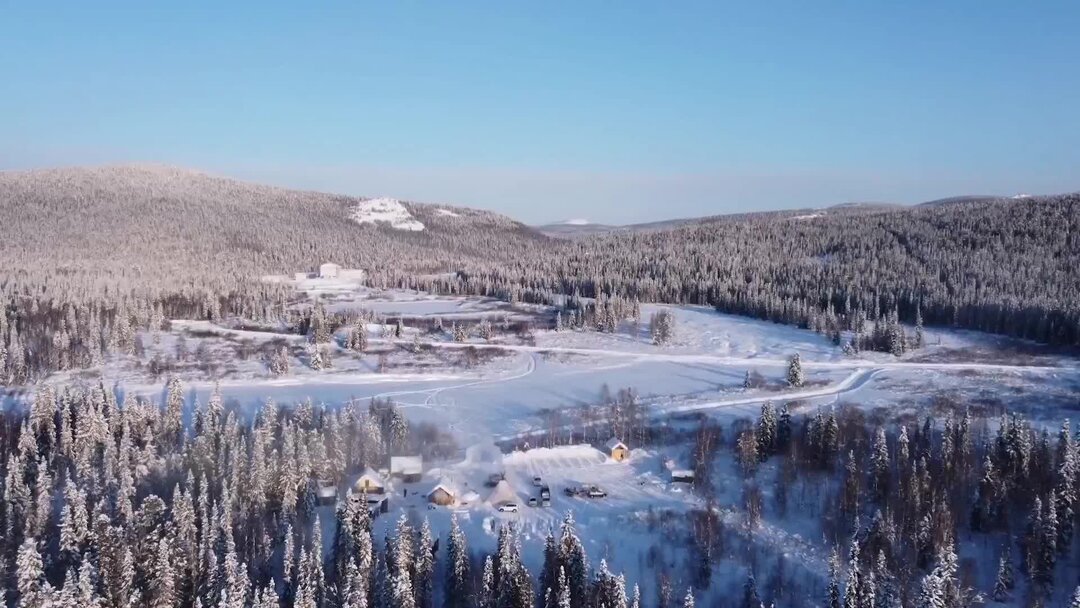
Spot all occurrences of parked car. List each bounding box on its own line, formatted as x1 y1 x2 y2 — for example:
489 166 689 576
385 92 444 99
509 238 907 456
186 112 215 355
540 486 551 499
532 476 543 487
563 486 579 497
498 503 519 513
528 497 539 507
541 497 551 507
586 486 607 498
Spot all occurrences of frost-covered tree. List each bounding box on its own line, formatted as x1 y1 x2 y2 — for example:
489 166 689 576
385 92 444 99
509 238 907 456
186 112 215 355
786 353 805 387
649 310 674 345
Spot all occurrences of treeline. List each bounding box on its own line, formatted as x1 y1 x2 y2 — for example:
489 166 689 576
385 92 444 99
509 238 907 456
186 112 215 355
690 401 1080 607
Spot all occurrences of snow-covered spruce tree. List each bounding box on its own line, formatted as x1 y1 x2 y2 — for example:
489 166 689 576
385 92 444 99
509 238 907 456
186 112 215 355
757 402 777 459
445 516 471 608
682 587 695 608
786 352 805 387
452 322 468 343
870 426 890 504
308 343 324 371
740 572 760 608
558 512 589 607
992 551 1012 602
826 549 842 608
649 310 674 345
414 519 435 608
16 536 50 608
776 403 792 453
842 541 861 608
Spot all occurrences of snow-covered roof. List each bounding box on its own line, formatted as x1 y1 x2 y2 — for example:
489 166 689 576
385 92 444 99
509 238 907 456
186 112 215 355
670 469 695 479
355 468 385 488
428 482 457 498
390 456 423 475
317 485 338 498
605 437 628 451
486 479 519 506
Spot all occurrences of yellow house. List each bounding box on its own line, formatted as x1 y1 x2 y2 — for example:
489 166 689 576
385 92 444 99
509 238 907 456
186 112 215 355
354 469 386 494
605 438 630 462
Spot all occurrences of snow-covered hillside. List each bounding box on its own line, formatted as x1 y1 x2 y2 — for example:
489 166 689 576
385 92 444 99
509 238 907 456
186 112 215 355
350 197 426 231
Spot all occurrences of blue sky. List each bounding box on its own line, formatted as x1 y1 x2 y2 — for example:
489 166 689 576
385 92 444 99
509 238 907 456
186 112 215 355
2 1 1078 223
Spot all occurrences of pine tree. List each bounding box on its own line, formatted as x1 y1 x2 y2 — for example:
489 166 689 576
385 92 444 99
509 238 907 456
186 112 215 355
757 402 777 459
556 568 571 608
682 588 695 608
445 516 470 608
415 519 435 608
992 553 1011 602
164 376 185 449
827 550 842 608
777 403 792 452
843 542 861 608
1069 586 1080 608
741 573 760 608
787 353 805 387
914 305 924 348
480 556 495 608
559 513 588 607
16 537 47 608
870 427 890 504
873 551 899 608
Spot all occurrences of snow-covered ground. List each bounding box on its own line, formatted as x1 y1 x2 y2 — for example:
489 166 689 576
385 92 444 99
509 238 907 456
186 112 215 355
5 286 1078 603
350 197 425 231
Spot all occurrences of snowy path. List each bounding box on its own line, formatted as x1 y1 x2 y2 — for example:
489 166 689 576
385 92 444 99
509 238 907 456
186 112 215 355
492 368 881 444
371 338 1070 373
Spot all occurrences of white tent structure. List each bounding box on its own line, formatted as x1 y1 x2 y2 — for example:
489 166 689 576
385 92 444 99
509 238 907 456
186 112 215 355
486 479 519 506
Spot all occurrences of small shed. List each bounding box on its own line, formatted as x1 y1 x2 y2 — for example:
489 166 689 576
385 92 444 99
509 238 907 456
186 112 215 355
486 479 519 507
319 262 341 278
605 437 630 462
294 272 312 282
428 483 457 506
671 469 695 484
316 481 338 506
354 468 386 495
390 456 424 482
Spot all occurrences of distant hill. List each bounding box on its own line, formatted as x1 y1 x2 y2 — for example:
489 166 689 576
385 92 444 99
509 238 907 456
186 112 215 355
0 165 548 291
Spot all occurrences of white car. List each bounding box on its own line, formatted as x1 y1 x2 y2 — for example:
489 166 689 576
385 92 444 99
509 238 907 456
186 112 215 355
498 503 519 513
532 476 543 487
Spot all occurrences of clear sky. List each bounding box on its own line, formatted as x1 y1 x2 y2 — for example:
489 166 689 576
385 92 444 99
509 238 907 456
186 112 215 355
2 1 1078 224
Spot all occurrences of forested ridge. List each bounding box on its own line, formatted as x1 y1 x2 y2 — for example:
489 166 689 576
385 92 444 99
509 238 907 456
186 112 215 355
1 166 1078 385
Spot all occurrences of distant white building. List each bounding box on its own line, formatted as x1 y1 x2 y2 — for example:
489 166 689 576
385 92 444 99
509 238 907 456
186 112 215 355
294 272 312 281
319 262 341 278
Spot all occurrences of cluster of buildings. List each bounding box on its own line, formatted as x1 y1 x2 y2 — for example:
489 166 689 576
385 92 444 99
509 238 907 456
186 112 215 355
315 436 638 516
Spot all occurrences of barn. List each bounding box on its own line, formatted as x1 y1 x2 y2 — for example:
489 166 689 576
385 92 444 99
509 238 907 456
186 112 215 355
605 437 630 462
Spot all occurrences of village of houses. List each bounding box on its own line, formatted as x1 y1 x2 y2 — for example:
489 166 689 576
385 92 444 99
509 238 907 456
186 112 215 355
266 265 705 537
321 435 696 526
